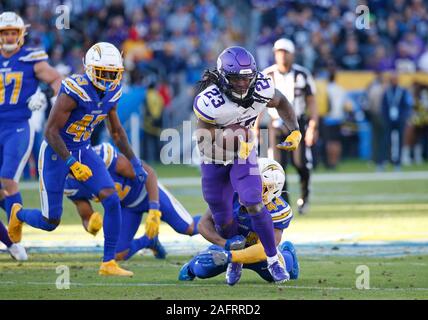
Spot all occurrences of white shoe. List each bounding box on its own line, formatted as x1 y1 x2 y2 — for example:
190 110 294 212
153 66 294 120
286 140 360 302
8 243 28 261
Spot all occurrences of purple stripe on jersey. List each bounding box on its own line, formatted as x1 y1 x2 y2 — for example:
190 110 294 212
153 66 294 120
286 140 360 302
193 96 215 120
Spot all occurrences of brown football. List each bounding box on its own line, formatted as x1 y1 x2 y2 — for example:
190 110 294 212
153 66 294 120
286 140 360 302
214 124 255 152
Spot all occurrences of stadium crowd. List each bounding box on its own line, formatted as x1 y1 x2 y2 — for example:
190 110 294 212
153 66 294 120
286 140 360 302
1 0 427 172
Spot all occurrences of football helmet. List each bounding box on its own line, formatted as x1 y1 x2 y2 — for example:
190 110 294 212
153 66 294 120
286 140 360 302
83 42 124 91
258 157 285 205
216 46 258 101
0 12 29 52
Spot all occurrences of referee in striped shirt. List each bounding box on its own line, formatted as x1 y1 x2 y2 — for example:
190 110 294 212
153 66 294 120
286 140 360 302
263 38 319 214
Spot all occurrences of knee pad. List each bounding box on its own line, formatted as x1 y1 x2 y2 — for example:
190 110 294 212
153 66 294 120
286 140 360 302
41 217 60 231
101 192 121 212
41 203 62 231
245 202 264 215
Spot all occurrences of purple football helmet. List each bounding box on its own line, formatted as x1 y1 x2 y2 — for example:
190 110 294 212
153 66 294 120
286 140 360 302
216 46 258 101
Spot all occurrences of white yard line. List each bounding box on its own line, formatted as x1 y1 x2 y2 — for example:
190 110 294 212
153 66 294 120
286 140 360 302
0 280 426 292
18 171 428 190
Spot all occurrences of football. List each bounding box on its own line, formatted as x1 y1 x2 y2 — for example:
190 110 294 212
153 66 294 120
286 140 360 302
214 124 255 152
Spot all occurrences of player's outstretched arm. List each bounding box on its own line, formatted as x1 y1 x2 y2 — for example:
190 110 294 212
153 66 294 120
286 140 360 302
73 199 102 236
198 209 227 248
115 154 136 179
267 89 302 151
73 199 94 228
142 162 161 239
34 61 62 95
107 106 147 183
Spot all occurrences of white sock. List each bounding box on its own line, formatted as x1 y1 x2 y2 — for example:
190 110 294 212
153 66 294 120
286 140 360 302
267 254 279 265
401 145 411 165
415 144 423 164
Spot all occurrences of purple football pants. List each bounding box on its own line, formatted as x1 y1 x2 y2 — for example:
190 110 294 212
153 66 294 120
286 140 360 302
201 150 277 257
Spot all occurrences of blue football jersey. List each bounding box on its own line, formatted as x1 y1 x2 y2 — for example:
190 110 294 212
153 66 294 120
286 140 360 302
58 74 122 150
233 193 293 247
64 143 146 207
0 46 48 121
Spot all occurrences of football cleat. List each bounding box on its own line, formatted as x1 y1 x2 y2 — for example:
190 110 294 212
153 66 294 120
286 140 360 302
268 260 290 284
226 263 243 286
99 260 133 277
178 262 195 281
8 243 28 261
87 212 103 236
297 198 310 215
280 241 299 280
150 236 167 259
8 203 23 243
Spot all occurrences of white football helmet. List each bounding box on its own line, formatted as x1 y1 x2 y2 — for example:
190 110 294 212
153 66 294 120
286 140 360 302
0 12 29 52
83 42 124 91
258 157 285 204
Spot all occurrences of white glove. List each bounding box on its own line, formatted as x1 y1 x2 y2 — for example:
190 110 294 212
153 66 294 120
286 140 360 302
27 87 47 111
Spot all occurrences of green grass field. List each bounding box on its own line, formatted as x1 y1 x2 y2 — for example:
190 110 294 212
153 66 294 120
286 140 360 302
1 254 427 300
1 160 428 300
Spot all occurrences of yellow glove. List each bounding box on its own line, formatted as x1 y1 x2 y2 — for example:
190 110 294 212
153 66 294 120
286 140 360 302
276 130 302 151
69 160 93 181
237 135 255 160
145 208 162 239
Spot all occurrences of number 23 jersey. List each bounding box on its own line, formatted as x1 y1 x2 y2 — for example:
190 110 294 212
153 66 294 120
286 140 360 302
58 73 122 150
193 72 274 129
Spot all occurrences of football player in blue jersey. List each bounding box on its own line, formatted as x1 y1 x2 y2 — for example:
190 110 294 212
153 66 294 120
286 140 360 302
0 12 61 226
178 158 299 285
63 143 201 260
8 42 146 276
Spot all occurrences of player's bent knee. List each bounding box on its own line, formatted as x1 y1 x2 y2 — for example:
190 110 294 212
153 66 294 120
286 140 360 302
41 217 60 231
98 188 117 201
245 202 264 214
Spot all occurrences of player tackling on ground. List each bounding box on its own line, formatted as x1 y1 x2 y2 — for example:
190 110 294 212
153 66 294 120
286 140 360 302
193 46 301 283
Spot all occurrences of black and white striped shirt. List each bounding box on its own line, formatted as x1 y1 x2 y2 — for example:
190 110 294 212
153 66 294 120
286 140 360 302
263 63 316 119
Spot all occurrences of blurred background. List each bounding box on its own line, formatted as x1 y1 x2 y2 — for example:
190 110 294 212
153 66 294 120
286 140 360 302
2 0 428 177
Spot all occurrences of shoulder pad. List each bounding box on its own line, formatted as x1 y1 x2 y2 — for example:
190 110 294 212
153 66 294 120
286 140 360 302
193 85 219 124
61 75 92 102
18 47 48 62
254 72 275 99
93 142 118 169
109 85 122 103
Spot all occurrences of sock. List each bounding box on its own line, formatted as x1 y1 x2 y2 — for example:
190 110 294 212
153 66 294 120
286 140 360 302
249 206 277 257
17 208 57 231
0 221 12 247
191 215 201 235
5 192 22 220
124 235 152 260
102 193 121 262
